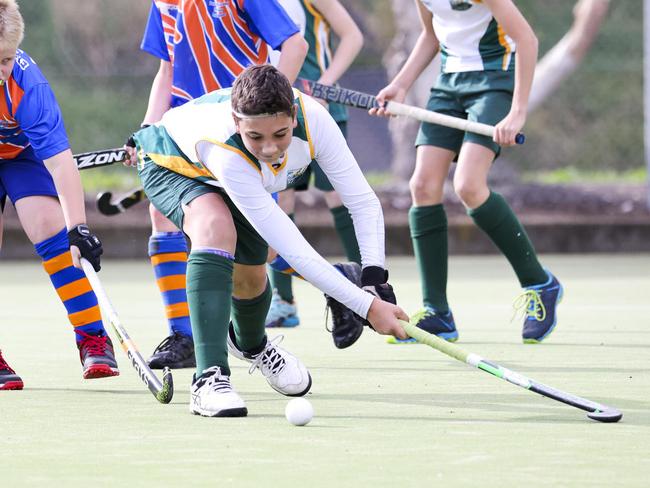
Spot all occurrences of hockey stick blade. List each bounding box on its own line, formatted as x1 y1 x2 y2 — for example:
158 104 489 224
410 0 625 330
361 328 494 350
80 259 174 404
298 79 525 145
401 320 622 423
97 188 146 216
74 148 126 170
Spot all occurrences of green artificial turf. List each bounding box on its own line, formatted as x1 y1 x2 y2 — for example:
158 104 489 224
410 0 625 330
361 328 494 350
1 256 648 487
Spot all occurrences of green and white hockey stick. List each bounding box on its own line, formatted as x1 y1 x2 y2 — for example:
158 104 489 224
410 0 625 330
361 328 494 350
401 321 622 423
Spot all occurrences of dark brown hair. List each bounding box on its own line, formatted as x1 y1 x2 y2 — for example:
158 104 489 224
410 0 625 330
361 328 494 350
231 64 295 118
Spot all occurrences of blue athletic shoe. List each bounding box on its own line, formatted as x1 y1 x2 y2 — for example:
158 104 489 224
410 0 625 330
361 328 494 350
516 271 563 343
265 289 300 328
387 307 459 344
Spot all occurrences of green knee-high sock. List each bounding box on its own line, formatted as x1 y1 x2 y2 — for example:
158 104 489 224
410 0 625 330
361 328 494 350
186 252 233 376
409 204 449 313
270 213 294 302
231 279 272 352
330 205 361 264
469 191 547 287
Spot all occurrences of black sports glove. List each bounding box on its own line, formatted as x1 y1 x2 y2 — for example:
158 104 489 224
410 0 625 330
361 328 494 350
361 266 397 305
125 124 150 149
68 224 103 272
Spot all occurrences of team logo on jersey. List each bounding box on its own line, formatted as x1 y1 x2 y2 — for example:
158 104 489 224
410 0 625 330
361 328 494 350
286 166 309 186
449 0 473 11
209 0 229 18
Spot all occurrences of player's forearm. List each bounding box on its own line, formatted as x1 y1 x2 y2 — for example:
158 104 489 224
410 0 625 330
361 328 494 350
315 0 363 85
317 30 362 86
511 33 538 114
44 149 87 229
391 31 439 92
276 33 308 84
142 61 173 125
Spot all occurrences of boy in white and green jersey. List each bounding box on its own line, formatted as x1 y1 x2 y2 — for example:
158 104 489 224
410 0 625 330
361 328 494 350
267 0 363 335
132 65 408 417
373 0 563 344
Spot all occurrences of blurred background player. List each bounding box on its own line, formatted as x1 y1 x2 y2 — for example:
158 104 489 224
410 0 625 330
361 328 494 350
131 64 407 416
131 0 307 370
265 0 363 330
372 0 563 344
0 0 117 389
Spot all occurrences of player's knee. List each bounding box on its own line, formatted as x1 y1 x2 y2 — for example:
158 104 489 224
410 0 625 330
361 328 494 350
233 265 267 298
453 177 486 208
409 175 441 204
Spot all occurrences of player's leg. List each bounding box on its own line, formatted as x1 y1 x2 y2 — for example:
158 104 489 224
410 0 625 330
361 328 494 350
224 199 311 397
394 144 459 344
136 134 245 416
266 188 300 328
390 79 464 344
458 70 562 343
5 155 118 379
147 205 194 369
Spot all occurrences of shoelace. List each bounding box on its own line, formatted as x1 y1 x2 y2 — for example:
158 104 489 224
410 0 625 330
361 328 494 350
411 308 434 324
0 351 16 373
248 335 286 377
198 366 233 393
512 289 546 322
79 334 109 357
153 333 183 353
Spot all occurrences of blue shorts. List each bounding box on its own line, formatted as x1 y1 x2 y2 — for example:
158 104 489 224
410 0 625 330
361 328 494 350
0 146 58 211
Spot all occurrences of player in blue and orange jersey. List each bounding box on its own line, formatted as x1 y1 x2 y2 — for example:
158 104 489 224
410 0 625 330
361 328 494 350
128 0 307 370
0 0 118 390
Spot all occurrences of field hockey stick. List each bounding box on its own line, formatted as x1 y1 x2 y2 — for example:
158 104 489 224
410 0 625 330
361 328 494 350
298 79 525 145
96 187 147 216
74 147 127 170
80 259 174 404
400 321 622 423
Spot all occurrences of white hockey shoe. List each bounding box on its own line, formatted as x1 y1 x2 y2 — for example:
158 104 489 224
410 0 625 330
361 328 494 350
189 366 248 417
228 325 312 397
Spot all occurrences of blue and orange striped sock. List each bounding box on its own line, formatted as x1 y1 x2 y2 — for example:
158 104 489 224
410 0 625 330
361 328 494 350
149 232 192 337
36 228 105 342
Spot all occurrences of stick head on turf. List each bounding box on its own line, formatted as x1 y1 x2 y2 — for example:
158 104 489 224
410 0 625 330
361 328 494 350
587 408 622 423
155 367 174 404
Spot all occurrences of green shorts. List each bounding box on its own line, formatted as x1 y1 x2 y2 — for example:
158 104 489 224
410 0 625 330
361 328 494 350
290 121 347 192
135 126 268 265
415 70 514 157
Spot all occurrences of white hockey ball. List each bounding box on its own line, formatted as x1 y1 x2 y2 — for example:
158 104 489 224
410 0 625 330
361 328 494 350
285 398 313 426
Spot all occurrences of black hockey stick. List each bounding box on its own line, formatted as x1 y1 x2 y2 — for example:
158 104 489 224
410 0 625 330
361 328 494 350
401 321 622 423
97 187 146 216
81 259 174 404
74 147 126 170
297 78 525 145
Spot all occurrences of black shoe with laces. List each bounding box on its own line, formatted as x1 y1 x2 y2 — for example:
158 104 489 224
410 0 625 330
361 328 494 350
147 332 196 369
0 350 23 390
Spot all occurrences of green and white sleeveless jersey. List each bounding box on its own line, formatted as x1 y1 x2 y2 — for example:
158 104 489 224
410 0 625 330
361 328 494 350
152 87 382 317
421 0 516 72
270 0 347 122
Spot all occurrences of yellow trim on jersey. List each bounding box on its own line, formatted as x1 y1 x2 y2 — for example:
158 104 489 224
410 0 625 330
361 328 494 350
497 24 513 70
199 139 263 176
296 92 315 160
148 153 215 180
266 152 288 176
303 0 325 71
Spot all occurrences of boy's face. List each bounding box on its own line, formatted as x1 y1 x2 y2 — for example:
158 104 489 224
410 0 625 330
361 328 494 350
0 45 17 84
234 110 297 164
